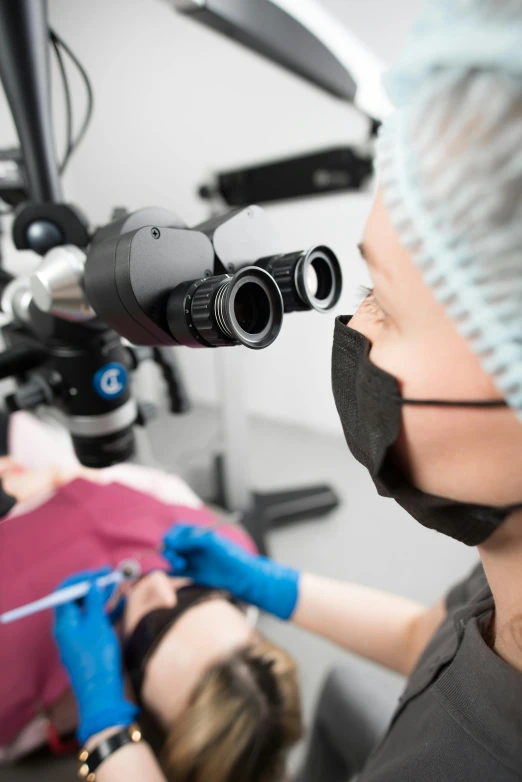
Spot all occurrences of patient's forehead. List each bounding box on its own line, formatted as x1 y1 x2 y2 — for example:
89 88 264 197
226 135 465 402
142 599 254 726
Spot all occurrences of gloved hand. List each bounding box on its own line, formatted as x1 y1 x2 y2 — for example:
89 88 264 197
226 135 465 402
162 523 300 620
53 567 138 745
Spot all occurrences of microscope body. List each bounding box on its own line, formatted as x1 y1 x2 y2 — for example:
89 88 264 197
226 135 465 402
84 206 283 348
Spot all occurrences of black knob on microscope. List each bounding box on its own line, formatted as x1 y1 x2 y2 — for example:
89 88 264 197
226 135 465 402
7 376 54 411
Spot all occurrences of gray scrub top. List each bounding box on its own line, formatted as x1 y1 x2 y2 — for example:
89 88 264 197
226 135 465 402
359 563 522 781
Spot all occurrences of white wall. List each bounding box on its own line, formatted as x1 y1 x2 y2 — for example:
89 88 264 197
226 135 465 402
0 0 421 435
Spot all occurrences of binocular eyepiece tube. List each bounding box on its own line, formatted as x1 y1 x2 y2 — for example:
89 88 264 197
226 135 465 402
167 244 342 350
168 266 284 350
167 246 342 350
257 245 342 314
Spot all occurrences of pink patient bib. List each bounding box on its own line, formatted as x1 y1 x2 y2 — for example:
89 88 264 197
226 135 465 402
0 479 255 745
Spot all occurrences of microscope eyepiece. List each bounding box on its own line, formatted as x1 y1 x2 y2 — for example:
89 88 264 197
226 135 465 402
168 266 283 350
257 245 342 313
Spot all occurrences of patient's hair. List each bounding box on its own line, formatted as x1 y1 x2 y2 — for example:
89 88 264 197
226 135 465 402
159 635 302 782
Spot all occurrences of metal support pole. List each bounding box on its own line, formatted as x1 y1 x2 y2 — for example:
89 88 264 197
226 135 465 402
215 346 252 512
0 0 63 203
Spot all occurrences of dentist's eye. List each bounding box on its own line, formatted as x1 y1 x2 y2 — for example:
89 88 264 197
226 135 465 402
354 284 374 306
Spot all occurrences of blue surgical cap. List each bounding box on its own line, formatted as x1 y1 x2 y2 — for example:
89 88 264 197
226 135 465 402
375 0 522 420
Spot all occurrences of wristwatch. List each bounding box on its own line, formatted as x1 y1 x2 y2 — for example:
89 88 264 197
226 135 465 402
78 723 142 781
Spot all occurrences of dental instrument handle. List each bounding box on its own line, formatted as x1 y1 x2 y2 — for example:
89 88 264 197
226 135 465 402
0 570 124 625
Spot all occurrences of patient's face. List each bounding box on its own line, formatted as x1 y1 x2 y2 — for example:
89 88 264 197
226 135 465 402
123 571 254 727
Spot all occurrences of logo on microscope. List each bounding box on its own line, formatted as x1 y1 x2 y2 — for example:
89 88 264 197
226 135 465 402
93 362 128 399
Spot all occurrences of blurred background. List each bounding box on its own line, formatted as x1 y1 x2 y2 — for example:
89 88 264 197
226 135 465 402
0 1 479 779
0 0 424 434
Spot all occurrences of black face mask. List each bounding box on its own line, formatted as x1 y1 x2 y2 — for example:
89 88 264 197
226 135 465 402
123 584 216 703
332 315 522 546
123 584 243 756
123 584 242 704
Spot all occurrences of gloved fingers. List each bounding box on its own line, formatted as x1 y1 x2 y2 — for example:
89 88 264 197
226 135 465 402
85 579 109 618
54 567 111 636
54 597 82 632
163 522 213 545
162 522 194 545
163 523 215 553
54 565 122 614
161 550 189 575
107 595 126 625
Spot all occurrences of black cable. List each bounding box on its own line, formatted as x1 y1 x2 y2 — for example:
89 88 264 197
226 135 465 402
49 28 94 172
152 347 192 414
51 32 73 172
53 29 94 156
1 31 91 216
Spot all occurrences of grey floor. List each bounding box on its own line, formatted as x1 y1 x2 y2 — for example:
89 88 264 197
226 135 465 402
0 405 477 781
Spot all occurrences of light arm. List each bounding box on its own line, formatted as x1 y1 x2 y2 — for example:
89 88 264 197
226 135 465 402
172 0 392 119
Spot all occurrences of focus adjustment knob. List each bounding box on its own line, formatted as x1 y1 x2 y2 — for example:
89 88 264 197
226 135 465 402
168 266 283 350
190 276 237 347
257 252 308 312
8 376 54 411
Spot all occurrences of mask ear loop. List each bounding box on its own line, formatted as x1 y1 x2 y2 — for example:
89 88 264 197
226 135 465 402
336 316 508 410
401 398 507 407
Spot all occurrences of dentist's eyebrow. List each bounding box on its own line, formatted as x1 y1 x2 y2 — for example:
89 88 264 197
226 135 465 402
357 242 392 282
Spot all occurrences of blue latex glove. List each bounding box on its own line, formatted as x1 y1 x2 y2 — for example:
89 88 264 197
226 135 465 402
59 566 125 624
162 523 300 620
53 567 138 746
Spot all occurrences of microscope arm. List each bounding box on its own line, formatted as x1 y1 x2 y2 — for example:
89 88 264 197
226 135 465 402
172 0 392 120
